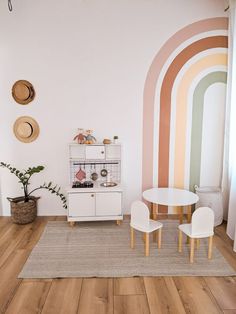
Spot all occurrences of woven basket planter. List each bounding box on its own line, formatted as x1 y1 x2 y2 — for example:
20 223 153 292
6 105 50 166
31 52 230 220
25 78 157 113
7 196 39 224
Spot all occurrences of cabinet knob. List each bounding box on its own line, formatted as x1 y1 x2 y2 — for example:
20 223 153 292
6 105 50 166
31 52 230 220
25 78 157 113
91 194 94 197
101 151 104 154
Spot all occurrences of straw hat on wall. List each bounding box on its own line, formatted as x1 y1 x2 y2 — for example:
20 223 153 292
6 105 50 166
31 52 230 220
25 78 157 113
13 116 40 143
12 80 35 105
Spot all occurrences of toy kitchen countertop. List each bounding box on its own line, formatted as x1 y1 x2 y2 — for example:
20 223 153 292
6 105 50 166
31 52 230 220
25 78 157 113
66 181 123 193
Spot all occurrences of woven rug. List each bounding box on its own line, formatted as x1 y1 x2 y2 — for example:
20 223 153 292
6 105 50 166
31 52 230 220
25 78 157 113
19 220 236 278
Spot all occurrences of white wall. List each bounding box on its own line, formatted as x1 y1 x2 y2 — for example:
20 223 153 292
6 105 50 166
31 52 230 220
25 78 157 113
0 0 226 215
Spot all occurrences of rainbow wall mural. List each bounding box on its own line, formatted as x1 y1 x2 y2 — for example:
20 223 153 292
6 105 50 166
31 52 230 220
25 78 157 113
142 17 228 213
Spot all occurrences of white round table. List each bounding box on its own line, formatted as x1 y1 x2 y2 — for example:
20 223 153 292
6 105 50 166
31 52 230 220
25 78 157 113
143 187 199 223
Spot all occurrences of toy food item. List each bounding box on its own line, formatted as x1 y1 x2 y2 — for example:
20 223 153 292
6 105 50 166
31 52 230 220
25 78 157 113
103 139 111 144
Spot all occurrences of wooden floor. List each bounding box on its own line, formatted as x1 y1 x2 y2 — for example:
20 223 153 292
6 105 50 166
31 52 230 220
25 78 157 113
0 216 236 314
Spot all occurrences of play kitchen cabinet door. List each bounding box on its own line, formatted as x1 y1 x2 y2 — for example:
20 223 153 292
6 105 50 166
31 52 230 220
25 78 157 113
96 192 122 216
85 145 105 160
105 145 121 160
69 145 85 159
68 193 95 217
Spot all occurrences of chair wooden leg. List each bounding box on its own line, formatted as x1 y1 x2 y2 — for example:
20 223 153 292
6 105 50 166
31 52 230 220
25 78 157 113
145 233 149 256
196 239 200 249
130 227 135 249
158 228 162 249
190 238 195 263
116 220 121 225
178 230 182 252
208 236 213 259
143 233 146 242
70 221 75 227
153 230 157 242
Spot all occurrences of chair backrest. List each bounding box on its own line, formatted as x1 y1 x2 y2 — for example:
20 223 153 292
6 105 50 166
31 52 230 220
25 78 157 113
191 207 214 236
131 200 150 229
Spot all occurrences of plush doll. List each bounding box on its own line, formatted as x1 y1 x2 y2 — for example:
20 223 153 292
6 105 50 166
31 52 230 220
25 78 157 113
84 129 96 144
73 128 86 144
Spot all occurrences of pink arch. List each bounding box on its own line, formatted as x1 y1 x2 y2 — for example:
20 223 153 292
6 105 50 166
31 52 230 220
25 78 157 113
142 17 228 192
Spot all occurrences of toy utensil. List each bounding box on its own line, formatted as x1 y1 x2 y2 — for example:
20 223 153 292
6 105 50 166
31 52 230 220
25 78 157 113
75 164 86 181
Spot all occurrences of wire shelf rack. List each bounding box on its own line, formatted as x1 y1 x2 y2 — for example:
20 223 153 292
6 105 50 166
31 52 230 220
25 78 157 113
70 161 121 184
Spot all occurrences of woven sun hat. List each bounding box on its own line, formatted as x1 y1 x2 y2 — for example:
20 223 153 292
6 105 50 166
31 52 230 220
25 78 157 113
13 116 40 143
12 80 35 105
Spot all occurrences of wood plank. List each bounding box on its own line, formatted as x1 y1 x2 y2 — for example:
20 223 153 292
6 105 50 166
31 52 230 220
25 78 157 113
223 310 236 313
213 233 236 271
114 277 145 295
114 295 150 314
0 249 28 313
144 277 185 314
214 225 236 271
0 220 42 268
5 280 51 314
0 223 26 258
78 278 113 314
205 277 236 310
0 217 11 236
42 278 82 314
173 277 222 314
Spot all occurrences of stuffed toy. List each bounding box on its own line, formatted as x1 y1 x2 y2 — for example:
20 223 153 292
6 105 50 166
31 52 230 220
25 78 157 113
73 128 86 144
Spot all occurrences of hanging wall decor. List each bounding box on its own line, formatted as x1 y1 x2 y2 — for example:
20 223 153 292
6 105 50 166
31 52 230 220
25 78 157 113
12 80 35 105
13 116 40 143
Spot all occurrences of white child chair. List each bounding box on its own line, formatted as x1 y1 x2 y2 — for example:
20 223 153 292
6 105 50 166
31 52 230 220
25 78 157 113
178 207 214 263
130 200 163 256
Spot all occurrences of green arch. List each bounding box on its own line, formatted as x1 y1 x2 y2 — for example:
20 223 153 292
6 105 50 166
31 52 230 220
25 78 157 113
189 71 227 191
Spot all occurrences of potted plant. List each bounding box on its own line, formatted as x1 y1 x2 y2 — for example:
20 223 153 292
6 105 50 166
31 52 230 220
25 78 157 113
0 162 67 224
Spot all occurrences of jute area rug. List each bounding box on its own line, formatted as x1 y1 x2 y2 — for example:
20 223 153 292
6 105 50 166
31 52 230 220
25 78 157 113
19 220 236 278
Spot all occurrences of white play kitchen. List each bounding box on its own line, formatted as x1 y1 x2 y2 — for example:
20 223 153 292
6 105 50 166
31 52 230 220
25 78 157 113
66 143 123 226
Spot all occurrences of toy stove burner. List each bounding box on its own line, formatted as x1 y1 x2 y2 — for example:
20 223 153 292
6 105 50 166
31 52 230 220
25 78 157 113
72 181 94 188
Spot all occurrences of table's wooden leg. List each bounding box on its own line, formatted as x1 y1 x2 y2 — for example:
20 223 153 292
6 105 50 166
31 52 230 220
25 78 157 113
152 203 158 220
158 228 162 249
187 205 192 223
152 203 158 241
178 206 183 224
186 205 192 244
